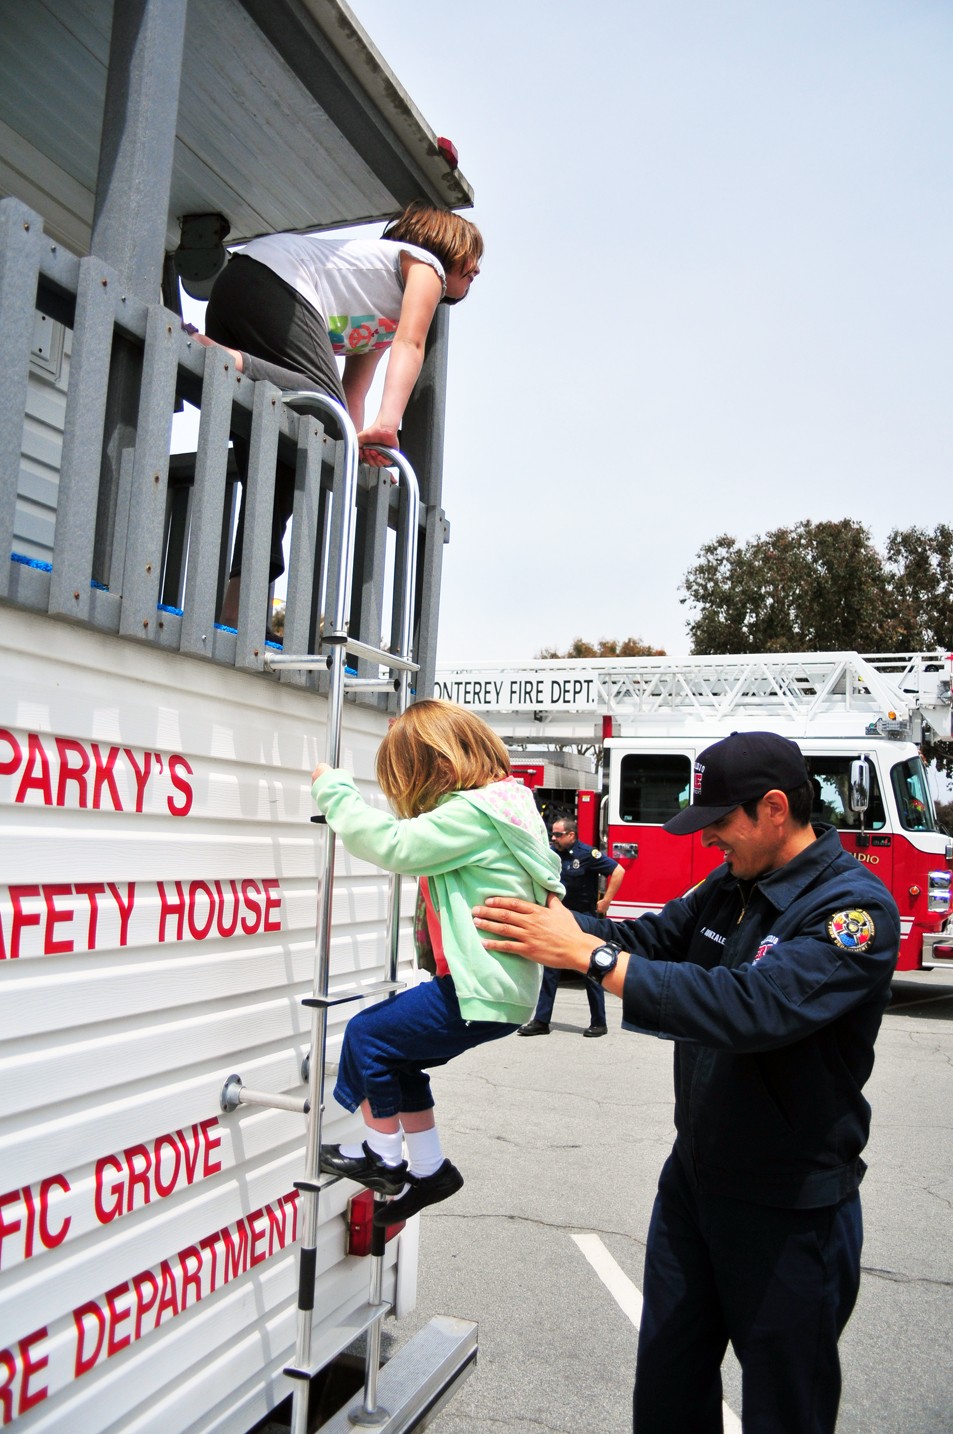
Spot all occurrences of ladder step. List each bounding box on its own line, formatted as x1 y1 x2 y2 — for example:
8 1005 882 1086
344 636 419 673
283 1301 392 1381
343 676 400 692
303 981 403 1009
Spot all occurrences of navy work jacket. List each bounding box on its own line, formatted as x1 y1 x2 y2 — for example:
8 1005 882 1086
578 827 900 1208
558 840 619 914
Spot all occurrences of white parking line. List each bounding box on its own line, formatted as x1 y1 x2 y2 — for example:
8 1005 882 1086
571 1231 743 1434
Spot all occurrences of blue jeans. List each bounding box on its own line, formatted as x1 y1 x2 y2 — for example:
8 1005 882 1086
633 1152 863 1433
334 975 518 1119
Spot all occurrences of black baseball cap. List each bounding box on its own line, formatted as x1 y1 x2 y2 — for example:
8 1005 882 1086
663 731 810 836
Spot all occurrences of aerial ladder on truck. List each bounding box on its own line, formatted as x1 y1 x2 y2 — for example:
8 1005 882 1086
221 395 476 1434
434 651 953 971
434 650 953 747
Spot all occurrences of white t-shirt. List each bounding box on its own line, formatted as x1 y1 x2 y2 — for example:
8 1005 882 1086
238 234 445 355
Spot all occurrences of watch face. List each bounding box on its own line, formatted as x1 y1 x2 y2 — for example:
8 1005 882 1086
593 950 614 969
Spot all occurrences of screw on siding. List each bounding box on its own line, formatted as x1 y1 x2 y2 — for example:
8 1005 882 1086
23 222 30 231
101 278 108 287
73 591 80 601
143 619 149 629
153 472 160 483
145 563 153 574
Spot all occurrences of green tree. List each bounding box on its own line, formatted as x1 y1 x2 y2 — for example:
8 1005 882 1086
536 636 666 659
681 519 898 655
882 524 953 651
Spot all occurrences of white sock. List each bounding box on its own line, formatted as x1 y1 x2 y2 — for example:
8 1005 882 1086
402 1125 444 1177
342 1127 404 1166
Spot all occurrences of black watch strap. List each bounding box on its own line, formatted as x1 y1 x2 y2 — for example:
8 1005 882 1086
587 942 621 985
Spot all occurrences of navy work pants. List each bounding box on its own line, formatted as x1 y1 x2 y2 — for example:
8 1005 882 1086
533 964 606 1026
634 1152 862 1433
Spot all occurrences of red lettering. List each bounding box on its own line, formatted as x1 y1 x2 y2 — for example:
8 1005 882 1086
91 744 122 811
0 1192 21 1270
107 882 135 946
199 1232 221 1291
123 748 152 813
262 878 281 932
153 1134 181 1198
132 1269 158 1341
125 1145 153 1213
179 1125 201 1185
240 879 263 935
157 880 186 942
167 754 193 816
74 882 105 949
54 737 91 807
179 1246 203 1309
266 1198 287 1256
284 1189 300 1241
0 1329 50 1419
201 1118 222 1177
105 1283 132 1356
21 1185 35 1260
155 1259 179 1324
94 1154 125 1223
8 886 41 959
15 734 53 805
0 729 21 777
188 881 215 940
221 1219 249 1281
38 1174 70 1250
247 1207 266 1266
42 884 75 955
73 1302 105 1377
18 1327 48 1413
0 1346 13 1422
214 879 240 937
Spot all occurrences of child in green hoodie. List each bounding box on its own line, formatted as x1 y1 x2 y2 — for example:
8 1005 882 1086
312 700 564 1223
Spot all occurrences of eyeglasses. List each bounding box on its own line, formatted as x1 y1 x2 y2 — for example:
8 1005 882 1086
550 830 572 839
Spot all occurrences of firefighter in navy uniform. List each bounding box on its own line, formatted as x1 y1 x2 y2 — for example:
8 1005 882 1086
517 812 624 1037
474 733 901 1434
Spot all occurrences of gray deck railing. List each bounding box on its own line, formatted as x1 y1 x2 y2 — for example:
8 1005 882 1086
0 197 436 696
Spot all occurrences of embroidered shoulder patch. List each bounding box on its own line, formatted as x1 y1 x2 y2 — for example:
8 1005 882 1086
827 909 875 949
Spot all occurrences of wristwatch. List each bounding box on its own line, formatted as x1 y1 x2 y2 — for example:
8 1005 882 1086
587 941 622 985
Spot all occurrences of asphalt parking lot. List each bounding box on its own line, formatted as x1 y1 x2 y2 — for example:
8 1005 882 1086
386 967 953 1433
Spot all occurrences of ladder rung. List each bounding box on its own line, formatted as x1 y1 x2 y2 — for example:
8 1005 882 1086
303 980 403 1009
343 676 400 692
294 1174 340 1194
283 1301 392 1381
344 637 419 672
264 653 330 670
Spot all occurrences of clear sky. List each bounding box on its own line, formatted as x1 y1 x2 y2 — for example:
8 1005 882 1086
344 0 953 663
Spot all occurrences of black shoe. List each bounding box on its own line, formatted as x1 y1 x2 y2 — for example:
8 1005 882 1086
583 1024 608 1038
319 1141 407 1194
517 1018 551 1036
372 1160 464 1225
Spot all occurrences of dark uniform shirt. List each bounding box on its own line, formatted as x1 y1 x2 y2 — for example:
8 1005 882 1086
557 840 620 914
577 826 900 1208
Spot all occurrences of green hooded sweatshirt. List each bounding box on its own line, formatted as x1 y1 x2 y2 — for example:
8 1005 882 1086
311 771 564 1023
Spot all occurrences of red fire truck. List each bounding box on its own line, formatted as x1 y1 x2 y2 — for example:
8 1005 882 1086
434 651 953 973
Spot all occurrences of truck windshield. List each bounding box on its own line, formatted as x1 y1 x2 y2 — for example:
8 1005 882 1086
890 756 939 833
803 756 886 830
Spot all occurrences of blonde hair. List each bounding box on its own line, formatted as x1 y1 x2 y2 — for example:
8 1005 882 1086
376 700 510 818
382 200 483 275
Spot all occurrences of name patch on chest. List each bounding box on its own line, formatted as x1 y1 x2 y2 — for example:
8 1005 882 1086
701 927 726 946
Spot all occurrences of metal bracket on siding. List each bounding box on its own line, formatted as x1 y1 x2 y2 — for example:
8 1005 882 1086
220 1073 309 1115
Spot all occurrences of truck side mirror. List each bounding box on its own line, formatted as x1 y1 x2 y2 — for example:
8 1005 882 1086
849 759 870 815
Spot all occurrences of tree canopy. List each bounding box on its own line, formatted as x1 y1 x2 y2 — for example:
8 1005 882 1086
681 519 953 656
536 636 666 659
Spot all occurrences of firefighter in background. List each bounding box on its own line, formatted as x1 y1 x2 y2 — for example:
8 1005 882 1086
517 811 624 1038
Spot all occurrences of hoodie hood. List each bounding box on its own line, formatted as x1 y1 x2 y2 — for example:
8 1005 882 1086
457 779 564 900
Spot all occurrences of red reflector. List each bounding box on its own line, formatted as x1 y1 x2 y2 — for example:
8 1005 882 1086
346 1189 405 1256
437 136 459 168
602 714 616 740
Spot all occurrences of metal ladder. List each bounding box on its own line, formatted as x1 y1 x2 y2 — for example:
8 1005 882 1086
219 392 421 1432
